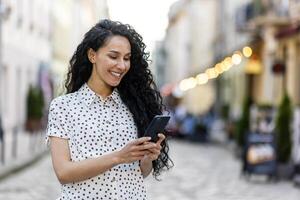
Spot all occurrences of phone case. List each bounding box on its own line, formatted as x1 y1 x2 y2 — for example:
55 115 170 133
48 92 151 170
144 115 170 142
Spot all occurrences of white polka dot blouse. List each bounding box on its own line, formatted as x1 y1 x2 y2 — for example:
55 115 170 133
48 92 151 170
46 83 147 200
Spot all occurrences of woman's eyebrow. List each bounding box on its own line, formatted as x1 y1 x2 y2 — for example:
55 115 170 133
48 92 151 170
109 50 131 56
108 50 119 54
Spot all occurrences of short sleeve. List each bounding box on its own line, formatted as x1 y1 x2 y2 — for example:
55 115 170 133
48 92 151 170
45 98 69 145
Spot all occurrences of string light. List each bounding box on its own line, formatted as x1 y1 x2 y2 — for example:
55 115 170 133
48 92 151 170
215 63 224 74
177 47 252 92
205 68 218 79
232 52 242 65
243 46 252 58
179 77 197 91
196 73 209 84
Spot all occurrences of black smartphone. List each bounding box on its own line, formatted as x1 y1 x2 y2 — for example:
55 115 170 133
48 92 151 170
144 115 170 142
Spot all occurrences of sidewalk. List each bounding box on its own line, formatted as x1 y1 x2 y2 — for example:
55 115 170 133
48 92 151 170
0 139 298 200
145 139 300 200
0 129 47 180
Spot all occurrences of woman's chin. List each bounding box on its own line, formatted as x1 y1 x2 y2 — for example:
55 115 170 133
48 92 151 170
107 80 121 87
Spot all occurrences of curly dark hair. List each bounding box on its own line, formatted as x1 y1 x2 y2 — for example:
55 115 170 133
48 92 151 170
65 19 173 178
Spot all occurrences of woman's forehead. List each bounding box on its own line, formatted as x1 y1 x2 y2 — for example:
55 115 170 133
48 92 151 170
101 35 131 53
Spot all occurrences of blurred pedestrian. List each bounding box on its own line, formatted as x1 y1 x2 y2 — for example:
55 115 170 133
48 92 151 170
179 112 196 137
46 19 173 200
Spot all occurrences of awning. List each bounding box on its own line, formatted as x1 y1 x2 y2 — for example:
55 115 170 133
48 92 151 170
275 23 300 39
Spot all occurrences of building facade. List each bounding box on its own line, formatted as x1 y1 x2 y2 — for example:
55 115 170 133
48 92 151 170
0 0 109 136
158 0 218 114
0 0 52 133
156 0 251 115
236 0 300 106
51 0 109 95
217 0 252 119
233 0 300 169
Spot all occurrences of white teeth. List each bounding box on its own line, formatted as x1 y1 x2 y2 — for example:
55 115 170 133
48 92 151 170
111 72 121 77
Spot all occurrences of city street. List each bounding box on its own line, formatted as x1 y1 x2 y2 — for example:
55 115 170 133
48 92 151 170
1 0 300 200
0 139 299 200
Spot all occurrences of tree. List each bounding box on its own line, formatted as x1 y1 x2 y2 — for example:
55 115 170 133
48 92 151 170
25 86 45 132
236 96 252 147
275 93 292 163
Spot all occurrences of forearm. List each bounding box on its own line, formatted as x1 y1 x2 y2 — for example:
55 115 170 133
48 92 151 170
140 159 153 178
55 151 121 184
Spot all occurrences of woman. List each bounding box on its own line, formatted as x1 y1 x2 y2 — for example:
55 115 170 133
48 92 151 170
46 19 173 200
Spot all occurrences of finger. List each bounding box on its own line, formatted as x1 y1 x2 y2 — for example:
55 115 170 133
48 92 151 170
156 133 165 145
147 148 161 155
136 143 157 151
142 141 152 145
131 150 149 157
147 154 158 161
130 137 151 145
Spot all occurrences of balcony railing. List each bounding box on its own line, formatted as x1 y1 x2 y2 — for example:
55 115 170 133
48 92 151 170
236 0 300 32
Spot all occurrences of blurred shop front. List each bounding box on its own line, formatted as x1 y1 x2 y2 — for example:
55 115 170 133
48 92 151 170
232 0 300 183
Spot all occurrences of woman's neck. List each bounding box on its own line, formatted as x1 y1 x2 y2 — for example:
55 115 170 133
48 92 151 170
87 78 113 99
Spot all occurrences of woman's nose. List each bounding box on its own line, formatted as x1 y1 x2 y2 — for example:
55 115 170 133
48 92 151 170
117 60 126 70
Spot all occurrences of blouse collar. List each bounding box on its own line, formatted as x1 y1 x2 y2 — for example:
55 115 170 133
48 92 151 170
78 83 122 107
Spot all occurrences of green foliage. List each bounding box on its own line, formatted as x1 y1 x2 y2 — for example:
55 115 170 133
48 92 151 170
221 104 230 120
235 96 252 147
26 85 45 120
275 94 292 163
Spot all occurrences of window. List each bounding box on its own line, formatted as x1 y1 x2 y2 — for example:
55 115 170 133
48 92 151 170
16 0 23 28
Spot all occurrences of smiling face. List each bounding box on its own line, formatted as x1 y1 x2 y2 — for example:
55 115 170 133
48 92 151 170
87 35 131 95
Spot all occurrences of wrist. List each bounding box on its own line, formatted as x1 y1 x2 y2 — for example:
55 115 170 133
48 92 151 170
140 157 153 166
111 150 123 165
140 157 153 178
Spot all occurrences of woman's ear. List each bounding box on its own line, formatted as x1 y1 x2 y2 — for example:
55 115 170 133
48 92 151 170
87 48 96 63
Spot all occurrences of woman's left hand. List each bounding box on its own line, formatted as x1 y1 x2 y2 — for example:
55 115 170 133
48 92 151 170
141 133 165 163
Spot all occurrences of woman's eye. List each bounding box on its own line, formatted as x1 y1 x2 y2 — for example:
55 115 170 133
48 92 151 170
109 55 117 59
124 57 130 61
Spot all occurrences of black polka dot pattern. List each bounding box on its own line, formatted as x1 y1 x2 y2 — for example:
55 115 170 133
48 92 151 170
46 83 147 200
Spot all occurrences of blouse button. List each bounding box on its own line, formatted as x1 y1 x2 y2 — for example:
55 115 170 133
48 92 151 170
111 177 116 182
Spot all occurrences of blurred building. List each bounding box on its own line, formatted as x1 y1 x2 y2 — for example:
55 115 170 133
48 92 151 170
155 0 251 115
164 0 191 84
231 0 300 170
236 0 300 106
0 0 52 133
158 0 218 114
0 0 109 136
51 0 109 95
152 40 167 88
215 0 253 119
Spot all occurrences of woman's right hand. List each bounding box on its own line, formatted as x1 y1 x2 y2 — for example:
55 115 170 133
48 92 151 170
116 137 156 164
